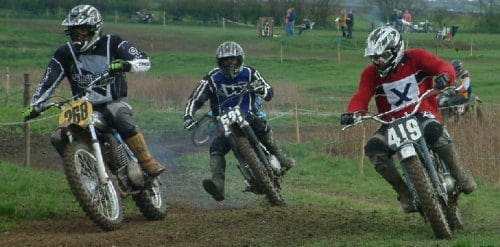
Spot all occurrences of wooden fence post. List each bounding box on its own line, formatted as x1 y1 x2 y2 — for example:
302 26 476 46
4 67 9 104
23 74 31 167
294 102 300 143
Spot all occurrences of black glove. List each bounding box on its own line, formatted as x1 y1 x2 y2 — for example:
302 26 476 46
340 112 354 125
22 105 41 122
183 116 197 130
434 73 450 90
109 59 131 75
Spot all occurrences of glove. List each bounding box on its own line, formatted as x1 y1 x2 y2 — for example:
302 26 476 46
109 59 131 75
434 73 450 90
183 116 197 130
340 112 354 125
22 105 41 122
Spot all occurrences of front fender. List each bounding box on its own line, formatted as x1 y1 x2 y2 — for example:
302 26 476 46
58 122 92 146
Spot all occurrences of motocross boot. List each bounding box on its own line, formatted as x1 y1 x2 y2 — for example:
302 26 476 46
260 130 295 174
125 132 166 178
202 155 226 201
374 158 417 213
434 143 477 194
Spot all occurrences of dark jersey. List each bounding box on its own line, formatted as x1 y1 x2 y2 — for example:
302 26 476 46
31 34 150 106
184 66 273 118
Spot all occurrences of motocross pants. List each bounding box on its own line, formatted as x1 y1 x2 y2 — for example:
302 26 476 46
50 98 140 156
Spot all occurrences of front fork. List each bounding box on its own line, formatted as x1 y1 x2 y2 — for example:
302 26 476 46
66 123 110 185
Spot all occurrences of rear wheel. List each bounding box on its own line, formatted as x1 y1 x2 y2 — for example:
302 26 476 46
191 116 218 146
133 177 168 220
63 142 123 231
403 156 452 239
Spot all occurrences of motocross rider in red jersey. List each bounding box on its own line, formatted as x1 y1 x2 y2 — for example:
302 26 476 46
340 26 476 213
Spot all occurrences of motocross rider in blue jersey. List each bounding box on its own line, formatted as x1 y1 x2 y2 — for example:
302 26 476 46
22 5 165 177
183 41 295 201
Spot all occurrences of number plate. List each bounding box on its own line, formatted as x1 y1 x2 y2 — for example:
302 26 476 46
219 107 245 133
58 99 93 126
386 117 422 151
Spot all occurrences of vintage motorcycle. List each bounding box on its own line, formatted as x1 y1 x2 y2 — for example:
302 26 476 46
438 87 483 123
342 89 463 239
202 85 286 206
26 72 167 231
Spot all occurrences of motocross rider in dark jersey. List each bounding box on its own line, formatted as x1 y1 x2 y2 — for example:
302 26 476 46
183 41 295 201
22 5 165 177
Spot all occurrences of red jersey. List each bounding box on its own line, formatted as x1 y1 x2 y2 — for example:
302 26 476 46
346 48 455 122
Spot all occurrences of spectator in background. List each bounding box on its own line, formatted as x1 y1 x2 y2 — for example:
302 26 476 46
285 7 296 36
337 9 347 37
346 9 354 39
298 18 312 35
403 10 412 23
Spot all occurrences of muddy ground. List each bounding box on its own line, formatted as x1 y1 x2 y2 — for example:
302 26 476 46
0 131 381 247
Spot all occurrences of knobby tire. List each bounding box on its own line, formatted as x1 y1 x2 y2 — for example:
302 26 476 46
63 142 123 231
404 156 452 239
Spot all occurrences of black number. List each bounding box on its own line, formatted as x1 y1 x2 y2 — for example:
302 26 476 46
80 102 88 121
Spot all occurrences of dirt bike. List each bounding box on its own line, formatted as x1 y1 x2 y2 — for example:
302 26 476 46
28 72 167 231
207 85 285 206
342 89 463 239
438 87 483 123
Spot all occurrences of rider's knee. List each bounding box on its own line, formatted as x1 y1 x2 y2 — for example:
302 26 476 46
422 120 444 146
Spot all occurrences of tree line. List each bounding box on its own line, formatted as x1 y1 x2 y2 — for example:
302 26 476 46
1 0 499 32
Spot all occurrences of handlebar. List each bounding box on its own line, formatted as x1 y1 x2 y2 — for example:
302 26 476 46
39 71 112 113
342 89 439 130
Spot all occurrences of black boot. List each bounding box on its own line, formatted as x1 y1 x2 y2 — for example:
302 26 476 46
435 144 476 194
261 130 295 174
203 155 226 201
374 159 416 213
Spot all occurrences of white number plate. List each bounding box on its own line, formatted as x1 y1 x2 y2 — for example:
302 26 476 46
220 107 245 133
386 117 422 150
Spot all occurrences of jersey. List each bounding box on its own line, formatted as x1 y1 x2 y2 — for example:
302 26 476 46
346 48 456 122
184 66 273 118
31 34 150 106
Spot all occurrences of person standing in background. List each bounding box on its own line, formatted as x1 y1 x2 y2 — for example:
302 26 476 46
346 9 354 39
337 9 347 37
285 7 296 36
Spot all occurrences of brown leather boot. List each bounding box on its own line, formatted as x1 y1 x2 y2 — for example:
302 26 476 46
260 130 295 174
202 155 226 201
435 144 476 194
125 132 166 177
374 160 416 213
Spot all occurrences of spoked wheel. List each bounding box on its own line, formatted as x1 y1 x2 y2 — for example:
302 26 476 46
232 130 285 206
63 142 123 231
404 156 452 239
133 177 168 220
191 116 218 146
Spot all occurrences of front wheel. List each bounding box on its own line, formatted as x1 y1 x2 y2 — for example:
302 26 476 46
63 142 123 231
232 132 285 206
133 177 168 220
403 156 452 239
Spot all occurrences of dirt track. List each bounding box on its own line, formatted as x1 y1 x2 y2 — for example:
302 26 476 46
1 132 375 246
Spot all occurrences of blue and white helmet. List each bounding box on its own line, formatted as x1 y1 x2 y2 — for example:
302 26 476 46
62 5 103 52
365 26 405 78
216 41 245 78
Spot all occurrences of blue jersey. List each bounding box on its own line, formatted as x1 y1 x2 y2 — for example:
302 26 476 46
184 66 273 118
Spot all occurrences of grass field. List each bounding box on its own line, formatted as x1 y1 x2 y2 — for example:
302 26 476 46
0 17 499 246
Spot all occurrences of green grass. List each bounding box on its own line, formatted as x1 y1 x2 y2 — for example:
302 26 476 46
1 17 499 245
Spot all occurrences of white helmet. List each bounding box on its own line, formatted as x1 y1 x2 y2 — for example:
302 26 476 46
216 41 245 78
365 26 405 78
62 5 103 52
